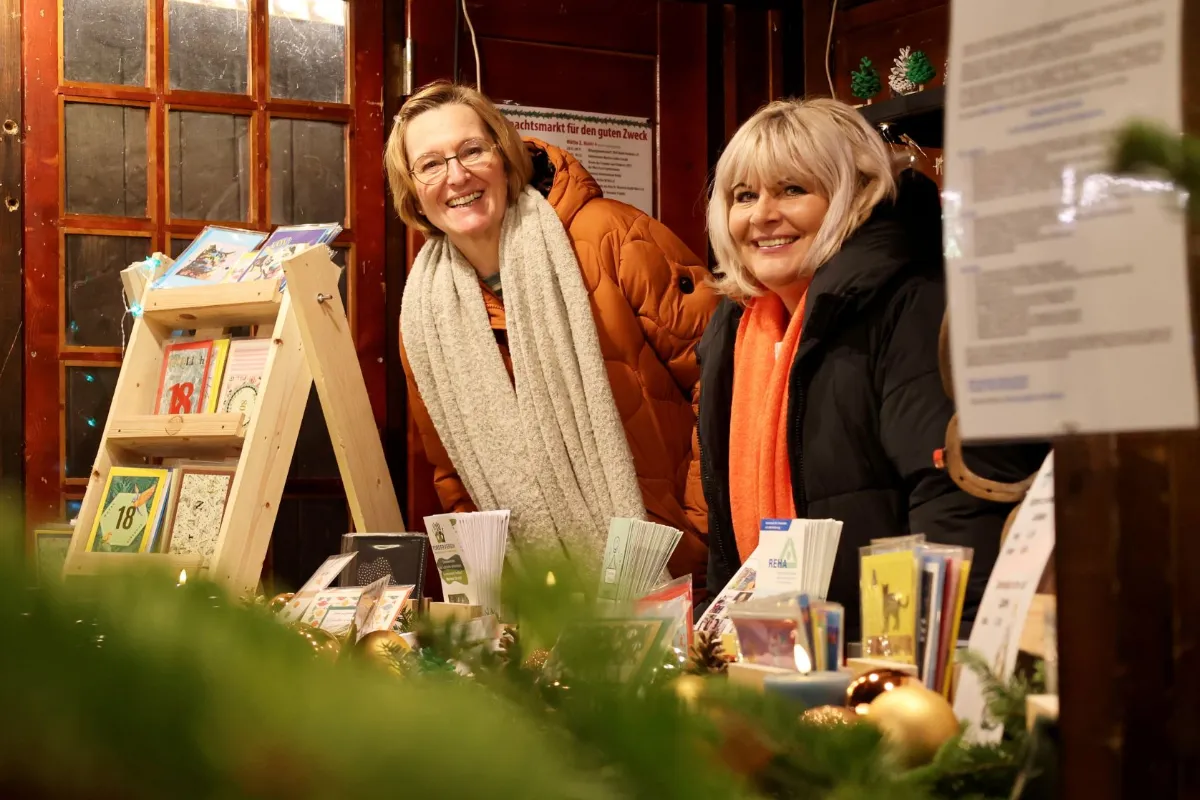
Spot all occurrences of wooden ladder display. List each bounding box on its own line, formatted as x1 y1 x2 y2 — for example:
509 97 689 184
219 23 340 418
62 248 405 596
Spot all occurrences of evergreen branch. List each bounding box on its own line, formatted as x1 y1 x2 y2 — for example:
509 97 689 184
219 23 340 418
1111 121 1200 215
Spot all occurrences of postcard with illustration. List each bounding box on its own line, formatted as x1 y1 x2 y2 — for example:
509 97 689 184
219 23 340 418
232 223 342 286
155 227 267 289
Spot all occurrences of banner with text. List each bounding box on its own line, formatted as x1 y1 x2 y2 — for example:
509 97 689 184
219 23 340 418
500 105 654 217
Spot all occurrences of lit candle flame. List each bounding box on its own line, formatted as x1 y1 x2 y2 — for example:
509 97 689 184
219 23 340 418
545 571 557 587
177 569 188 586
793 644 812 674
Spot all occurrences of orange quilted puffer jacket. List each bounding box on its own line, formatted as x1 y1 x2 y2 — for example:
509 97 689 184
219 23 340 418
400 139 718 584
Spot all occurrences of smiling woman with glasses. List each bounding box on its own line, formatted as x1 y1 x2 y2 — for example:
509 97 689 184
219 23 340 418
385 81 717 586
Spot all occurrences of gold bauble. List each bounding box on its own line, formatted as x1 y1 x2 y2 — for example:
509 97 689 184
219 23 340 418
671 674 708 710
523 647 551 672
267 592 294 614
355 629 411 673
291 624 342 660
845 668 915 714
864 684 961 767
801 705 859 727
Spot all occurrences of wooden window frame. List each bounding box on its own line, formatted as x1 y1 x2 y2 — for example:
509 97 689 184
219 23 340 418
23 0 387 535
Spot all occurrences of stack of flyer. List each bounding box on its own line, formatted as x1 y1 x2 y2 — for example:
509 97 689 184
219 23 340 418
696 517 843 642
596 518 683 602
425 511 510 616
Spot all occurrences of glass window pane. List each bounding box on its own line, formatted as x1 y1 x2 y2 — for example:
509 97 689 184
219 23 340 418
65 103 148 217
65 234 151 347
65 365 120 478
168 0 249 94
63 0 147 86
170 237 194 259
270 119 346 226
269 0 347 103
65 497 84 522
169 111 251 221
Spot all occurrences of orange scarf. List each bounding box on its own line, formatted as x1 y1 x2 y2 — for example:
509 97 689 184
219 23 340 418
728 286 810 562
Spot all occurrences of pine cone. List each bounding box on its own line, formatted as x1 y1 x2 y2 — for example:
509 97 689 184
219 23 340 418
687 631 729 675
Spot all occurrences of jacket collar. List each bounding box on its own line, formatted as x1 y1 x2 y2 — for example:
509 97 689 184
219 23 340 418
799 168 942 346
524 137 603 230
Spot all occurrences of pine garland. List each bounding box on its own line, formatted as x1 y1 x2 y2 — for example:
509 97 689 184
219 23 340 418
0 547 1054 799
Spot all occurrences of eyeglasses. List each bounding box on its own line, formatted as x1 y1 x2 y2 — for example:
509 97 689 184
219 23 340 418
410 138 498 185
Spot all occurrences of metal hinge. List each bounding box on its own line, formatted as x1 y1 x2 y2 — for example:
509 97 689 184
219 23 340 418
390 39 414 99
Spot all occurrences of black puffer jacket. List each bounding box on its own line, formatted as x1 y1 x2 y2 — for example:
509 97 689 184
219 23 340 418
695 170 1047 639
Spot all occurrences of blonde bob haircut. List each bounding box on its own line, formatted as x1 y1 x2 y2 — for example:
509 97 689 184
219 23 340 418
707 97 897 302
385 81 533 236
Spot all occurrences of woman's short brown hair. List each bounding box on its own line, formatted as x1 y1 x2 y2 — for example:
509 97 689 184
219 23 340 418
385 81 533 236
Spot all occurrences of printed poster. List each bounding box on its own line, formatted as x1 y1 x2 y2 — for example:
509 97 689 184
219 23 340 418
499 104 654 216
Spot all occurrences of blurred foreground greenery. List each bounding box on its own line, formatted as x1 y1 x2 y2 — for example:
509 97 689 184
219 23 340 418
1 543 1050 799
1113 121 1200 207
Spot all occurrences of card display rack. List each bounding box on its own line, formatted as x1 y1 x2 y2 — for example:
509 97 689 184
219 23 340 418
62 248 405 595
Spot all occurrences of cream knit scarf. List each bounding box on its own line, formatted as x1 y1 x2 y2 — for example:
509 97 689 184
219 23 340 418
401 186 644 563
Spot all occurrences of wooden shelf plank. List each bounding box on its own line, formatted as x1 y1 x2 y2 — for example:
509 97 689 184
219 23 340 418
106 412 247 458
141 279 284 329
63 551 204 579
857 86 945 148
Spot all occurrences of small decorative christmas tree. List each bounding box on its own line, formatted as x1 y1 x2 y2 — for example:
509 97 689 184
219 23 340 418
850 57 881 103
889 46 916 96
905 49 937 89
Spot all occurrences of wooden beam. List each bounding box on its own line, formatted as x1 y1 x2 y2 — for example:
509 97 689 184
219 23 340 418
0 0 24 556
1055 3 1200 796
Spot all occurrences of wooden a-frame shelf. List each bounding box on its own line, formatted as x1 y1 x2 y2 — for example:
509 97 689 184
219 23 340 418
62 249 405 593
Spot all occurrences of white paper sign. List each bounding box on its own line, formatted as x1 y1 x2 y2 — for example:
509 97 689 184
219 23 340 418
954 453 1056 742
944 0 1197 440
499 104 654 217
279 552 357 623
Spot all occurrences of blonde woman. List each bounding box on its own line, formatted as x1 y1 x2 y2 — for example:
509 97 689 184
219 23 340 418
388 81 716 581
687 98 1039 636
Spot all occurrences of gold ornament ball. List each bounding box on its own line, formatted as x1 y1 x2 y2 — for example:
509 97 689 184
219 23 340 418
864 684 961 768
291 624 342 660
267 592 294 614
355 629 412 672
523 647 551 672
672 674 708 710
801 705 858 727
845 668 915 714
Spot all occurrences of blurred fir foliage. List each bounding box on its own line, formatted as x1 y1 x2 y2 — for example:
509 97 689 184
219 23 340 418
1112 121 1200 211
0 542 1046 799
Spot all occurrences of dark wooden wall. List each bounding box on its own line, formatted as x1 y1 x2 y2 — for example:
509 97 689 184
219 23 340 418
803 0 947 101
0 0 23 554
803 0 946 188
